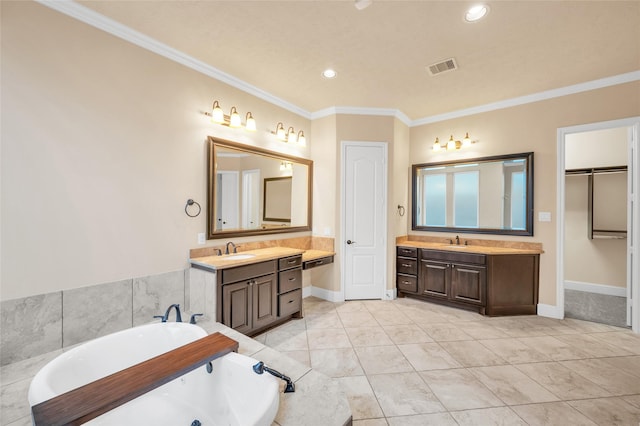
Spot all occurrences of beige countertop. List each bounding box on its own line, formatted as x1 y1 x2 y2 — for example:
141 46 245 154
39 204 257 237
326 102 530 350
397 240 543 255
190 247 337 271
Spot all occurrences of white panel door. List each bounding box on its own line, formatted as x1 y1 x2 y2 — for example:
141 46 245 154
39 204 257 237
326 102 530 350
242 169 260 229
344 142 387 300
216 171 239 230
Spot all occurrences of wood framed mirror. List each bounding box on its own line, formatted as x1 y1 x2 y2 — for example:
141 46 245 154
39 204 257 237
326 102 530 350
207 137 313 239
412 152 534 236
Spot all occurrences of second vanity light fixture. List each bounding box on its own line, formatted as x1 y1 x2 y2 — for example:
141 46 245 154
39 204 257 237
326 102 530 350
272 122 306 146
205 100 256 131
432 132 476 151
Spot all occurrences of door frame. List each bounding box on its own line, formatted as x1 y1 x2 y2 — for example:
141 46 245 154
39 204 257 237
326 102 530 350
556 117 639 333
340 141 388 301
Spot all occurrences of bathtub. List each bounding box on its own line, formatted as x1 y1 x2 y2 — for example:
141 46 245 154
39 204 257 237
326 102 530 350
28 322 280 425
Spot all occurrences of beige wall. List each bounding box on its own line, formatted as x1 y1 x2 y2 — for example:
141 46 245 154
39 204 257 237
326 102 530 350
409 81 640 305
1 2 311 300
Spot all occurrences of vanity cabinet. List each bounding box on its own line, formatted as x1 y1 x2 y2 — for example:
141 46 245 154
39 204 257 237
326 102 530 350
397 246 538 316
217 254 303 336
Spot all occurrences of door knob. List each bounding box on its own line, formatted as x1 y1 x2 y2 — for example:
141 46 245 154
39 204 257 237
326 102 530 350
346 240 356 245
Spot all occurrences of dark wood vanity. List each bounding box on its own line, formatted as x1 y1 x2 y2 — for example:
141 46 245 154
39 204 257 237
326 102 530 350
397 244 540 316
216 254 303 336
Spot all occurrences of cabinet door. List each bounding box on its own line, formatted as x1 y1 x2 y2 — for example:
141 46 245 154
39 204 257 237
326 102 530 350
450 264 486 305
252 273 277 330
222 281 252 334
420 260 448 299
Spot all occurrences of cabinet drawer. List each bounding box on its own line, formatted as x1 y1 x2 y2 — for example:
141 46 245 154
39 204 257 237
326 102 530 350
279 268 302 293
397 246 417 258
397 274 417 293
396 258 417 275
221 260 277 285
420 249 486 265
279 255 302 270
279 289 302 317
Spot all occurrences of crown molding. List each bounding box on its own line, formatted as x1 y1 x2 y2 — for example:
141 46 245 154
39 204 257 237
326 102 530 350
36 0 313 119
36 1 640 128
311 106 411 126
410 70 640 127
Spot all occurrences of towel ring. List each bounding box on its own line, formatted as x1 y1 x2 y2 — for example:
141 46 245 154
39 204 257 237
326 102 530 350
185 199 201 218
397 205 406 217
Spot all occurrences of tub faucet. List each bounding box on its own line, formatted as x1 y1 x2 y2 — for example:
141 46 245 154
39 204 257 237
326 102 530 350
225 241 237 254
252 361 295 393
455 235 460 245
154 304 182 323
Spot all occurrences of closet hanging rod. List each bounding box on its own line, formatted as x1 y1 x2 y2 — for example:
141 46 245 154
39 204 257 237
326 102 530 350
565 165 627 176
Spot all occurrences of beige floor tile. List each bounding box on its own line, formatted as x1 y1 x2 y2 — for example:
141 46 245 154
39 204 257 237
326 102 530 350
419 369 503 411
336 376 384 420
450 406 527 426
590 331 640 355
469 365 559 405
478 337 551 364
306 327 351 350
263 328 309 351
439 340 507 367
304 311 343 329
386 412 457 426
459 321 509 339
345 326 394 347
338 310 379 328
517 335 591 360
553 333 633 357
303 299 337 315
279 350 310 367
336 300 368 313
370 309 414 326
562 318 624 333
397 343 461 371
309 347 364 378
515 362 611 400
600 355 640 377
363 300 401 312
511 401 598 426
352 419 388 426
560 358 640 395
419 323 474 342
368 372 445 417
354 345 414 375
622 394 640 409
568 397 640 425
382 324 434 344
401 308 450 324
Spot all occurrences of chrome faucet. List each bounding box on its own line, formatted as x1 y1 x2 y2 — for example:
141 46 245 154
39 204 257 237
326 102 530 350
154 304 182 323
225 241 237 254
455 235 460 245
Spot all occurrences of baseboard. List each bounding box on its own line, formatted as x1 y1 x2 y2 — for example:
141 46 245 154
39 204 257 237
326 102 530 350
306 286 344 302
537 303 564 319
564 280 627 297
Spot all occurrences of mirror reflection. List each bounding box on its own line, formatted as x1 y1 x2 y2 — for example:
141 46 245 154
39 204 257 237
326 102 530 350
207 137 312 239
412 152 534 236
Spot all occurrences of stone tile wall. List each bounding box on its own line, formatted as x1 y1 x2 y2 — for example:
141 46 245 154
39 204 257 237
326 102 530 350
1 269 187 366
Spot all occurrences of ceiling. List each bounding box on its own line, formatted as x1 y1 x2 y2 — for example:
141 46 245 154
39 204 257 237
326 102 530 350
77 1 640 121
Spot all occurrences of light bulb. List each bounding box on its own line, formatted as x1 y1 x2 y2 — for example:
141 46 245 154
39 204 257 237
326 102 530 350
462 132 471 147
433 137 441 151
447 135 456 150
245 112 256 131
211 101 224 124
229 107 241 128
276 123 286 140
287 127 296 143
297 131 306 146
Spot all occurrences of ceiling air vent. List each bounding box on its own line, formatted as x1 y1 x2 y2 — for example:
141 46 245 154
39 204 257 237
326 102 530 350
427 58 458 76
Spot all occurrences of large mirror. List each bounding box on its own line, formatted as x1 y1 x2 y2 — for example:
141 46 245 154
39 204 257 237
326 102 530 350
207 137 313 239
412 152 534 236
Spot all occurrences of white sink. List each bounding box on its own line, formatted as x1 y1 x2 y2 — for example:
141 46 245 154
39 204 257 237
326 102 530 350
224 253 257 260
443 245 470 249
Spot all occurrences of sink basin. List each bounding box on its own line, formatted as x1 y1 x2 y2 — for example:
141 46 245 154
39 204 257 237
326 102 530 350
224 253 257 260
443 245 470 249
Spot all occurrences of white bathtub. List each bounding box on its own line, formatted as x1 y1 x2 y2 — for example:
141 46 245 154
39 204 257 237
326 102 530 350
28 322 280 426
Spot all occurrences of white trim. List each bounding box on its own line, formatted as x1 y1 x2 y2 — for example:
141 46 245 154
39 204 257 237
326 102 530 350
35 0 312 119
309 286 344 303
537 304 564 319
564 281 627 297
412 71 640 126
36 1 640 126
302 286 313 299
311 107 411 126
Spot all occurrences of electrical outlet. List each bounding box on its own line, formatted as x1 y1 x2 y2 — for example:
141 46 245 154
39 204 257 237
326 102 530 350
197 233 206 244
538 212 552 222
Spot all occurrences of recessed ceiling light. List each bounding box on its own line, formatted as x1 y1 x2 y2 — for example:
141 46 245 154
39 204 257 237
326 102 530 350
465 4 489 22
322 69 337 79
354 0 372 10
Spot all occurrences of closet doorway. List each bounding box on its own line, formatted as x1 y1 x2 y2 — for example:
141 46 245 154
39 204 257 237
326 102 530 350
557 117 639 332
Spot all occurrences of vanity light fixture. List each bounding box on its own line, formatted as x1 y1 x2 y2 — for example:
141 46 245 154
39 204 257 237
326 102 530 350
204 101 256 131
432 133 475 151
279 161 293 171
271 123 307 145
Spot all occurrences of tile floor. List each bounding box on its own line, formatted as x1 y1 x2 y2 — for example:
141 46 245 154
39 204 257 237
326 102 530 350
254 296 640 425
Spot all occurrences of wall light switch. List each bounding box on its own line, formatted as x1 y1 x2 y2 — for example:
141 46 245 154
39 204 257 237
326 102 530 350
538 212 552 222
323 227 331 236
197 232 206 244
